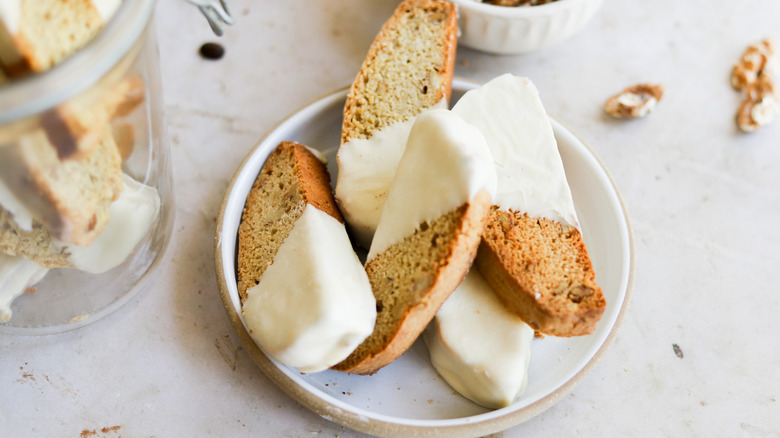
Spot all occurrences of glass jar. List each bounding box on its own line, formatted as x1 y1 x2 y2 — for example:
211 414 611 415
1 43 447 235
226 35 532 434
0 0 173 334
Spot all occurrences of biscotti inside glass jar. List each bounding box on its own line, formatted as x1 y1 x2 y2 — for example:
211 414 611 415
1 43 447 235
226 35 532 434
0 0 174 334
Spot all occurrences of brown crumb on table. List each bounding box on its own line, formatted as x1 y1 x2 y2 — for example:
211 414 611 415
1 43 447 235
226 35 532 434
732 37 778 133
80 426 120 438
24 287 37 294
672 343 684 359
604 83 664 119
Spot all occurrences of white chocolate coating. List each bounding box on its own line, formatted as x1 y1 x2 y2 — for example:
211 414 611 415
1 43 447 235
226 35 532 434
0 0 21 35
335 99 447 247
93 0 121 23
424 269 534 409
367 109 497 261
453 74 580 229
0 253 48 322
61 175 160 274
242 204 376 373
0 174 159 322
0 176 33 231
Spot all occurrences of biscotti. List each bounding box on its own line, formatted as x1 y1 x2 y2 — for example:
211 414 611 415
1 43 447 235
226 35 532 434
238 141 376 373
0 124 123 246
236 141 344 303
44 75 145 160
0 0 121 76
335 0 457 247
0 173 160 272
476 211 604 336
333 109 496 375
452 74 606 337
0 207 70 268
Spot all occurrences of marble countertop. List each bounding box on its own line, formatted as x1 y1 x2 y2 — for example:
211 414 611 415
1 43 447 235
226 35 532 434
2 0 779 436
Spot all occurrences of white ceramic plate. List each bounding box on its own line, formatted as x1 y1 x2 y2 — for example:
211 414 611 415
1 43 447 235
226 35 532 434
215 78 634 437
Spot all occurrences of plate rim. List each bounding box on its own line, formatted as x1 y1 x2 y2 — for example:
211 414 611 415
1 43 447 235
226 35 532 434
214 78 635 437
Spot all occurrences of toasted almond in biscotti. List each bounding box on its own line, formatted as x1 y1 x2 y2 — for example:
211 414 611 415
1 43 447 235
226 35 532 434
333 109 497 375
335 0 458 247
476 211 605 337
236 141 342 302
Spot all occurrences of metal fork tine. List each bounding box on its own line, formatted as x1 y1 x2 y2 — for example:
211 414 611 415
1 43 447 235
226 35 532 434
198 5 225 36
188 0 234 36
217 0 235 24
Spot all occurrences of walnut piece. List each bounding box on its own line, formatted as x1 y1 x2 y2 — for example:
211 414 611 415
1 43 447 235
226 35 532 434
736 96 778 133
732 38 778 133
604 83 664 119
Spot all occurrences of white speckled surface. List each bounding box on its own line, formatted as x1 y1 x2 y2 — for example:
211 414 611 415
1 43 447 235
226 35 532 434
2 0 780 436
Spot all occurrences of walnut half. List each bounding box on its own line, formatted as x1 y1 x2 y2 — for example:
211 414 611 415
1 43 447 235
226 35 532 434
732 38 778 133
736 95 778 133
604 83 664 119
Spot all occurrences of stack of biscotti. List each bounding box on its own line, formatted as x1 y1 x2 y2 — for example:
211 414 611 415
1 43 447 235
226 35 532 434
0 0 161 322
452 74 606 337
335 0 458 247
0 0 121 76
0 0 138 159
237 141 376 373
0 72 145 254
0 0 144 253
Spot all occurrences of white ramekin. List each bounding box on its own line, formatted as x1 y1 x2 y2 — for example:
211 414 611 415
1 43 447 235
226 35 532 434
448 0 605 55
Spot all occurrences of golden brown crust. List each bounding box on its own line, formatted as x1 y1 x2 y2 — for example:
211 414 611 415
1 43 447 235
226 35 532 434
236 142 340 302
333 190 491 375
476 210 606 337
340 0 457 144
291 146 343 224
